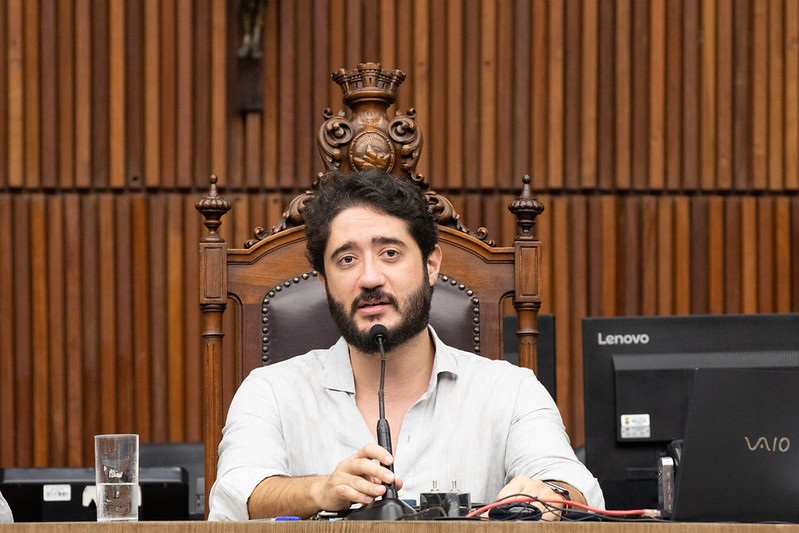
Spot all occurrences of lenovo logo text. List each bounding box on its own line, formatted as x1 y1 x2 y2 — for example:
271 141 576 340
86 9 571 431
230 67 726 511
597 333 650 346
744 436 790 453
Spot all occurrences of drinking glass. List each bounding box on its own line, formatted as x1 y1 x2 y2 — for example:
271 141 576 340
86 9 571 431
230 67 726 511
94 434 139 522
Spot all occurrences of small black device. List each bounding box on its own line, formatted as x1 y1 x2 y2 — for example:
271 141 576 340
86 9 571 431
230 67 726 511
488 502 542 521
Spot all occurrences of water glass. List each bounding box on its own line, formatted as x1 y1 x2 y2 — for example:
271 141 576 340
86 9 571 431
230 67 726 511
94 434 139 522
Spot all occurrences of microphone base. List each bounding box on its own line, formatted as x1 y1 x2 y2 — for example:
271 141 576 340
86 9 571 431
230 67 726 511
344 497 416 521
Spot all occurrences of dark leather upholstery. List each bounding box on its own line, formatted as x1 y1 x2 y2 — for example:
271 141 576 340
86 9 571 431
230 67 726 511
262 272 479 364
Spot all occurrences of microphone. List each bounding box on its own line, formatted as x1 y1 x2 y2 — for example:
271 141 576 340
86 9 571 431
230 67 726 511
345 324 415 520
371 324 396 497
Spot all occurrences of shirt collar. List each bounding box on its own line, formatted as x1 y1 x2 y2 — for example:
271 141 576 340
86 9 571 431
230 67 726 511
322 326 460 394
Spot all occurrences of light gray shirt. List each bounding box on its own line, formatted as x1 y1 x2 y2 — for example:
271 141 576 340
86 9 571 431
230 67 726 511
208 327 603 520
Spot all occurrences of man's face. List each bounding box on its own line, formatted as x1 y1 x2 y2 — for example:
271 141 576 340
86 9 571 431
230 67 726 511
320 206 441 353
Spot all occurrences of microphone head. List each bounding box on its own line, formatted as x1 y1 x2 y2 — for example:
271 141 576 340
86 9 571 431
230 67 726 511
369 324 389 346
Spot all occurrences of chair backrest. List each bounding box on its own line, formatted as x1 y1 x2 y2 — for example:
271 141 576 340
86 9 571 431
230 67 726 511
196 63 544 516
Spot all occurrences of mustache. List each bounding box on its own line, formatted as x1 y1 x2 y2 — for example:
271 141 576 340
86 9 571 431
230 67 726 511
350 288 399 314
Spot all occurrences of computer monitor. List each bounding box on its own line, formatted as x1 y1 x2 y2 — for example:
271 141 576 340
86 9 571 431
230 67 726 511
0 466 189 522
582 313 799 510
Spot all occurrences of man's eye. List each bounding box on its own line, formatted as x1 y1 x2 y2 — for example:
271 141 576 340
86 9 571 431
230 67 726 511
383 249 399 259
338 255 355 266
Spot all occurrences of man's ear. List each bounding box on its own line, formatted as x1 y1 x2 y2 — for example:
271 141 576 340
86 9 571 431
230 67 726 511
426 244 442 285
318 272 328 294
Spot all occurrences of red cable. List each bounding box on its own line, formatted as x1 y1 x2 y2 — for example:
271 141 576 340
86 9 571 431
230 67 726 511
466 495 657 519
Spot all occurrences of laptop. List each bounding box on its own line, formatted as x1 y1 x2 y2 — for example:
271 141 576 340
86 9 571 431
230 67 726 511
666 368 799 523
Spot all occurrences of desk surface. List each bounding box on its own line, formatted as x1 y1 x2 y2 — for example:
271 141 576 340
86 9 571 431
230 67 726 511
1 522 799 532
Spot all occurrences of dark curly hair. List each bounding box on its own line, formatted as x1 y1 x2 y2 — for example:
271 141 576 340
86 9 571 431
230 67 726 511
304 169 438 277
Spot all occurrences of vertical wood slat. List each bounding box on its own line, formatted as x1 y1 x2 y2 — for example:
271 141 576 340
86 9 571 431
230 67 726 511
6 0 23 188
548 0 564 189
596 0 615 190
768 0 785 191
630 0 649 191
757 197 776 311
428 0 447 185
64 195 84 466
665 0 682 191
90 0 109 189
0 195 15 465
445 0 463 189
144 0 161 188
81 195 100 465
649 0 665 190
293 0 314 187
109 0 125 188
0 4 6 189
479 0 496 189
741 196 759 313
724 197 742 313
124 1 144 191
716 0 733 190
510 0 530 186
75 0 91 188
563 0 580 191
581 0 598 190
115 197 135 432
30 195 49 466
39 0 57 189
568 196 588 444
752 0 769 190
682 1 701 191
23 0 39 188
774 197 792 312
46 196 66 465
167 194 187 441
176 0 194 189
58 1 75 189
160 0 177 188
148 196 169 442
132 196 152 441
412 0 430 183
733 0 752 191
530 0 546 191
11 198 32 466
614 0 631 189
786 0 799 191
211 0 227 178
260 0 279 189
277 1 296 189
700 0 716 191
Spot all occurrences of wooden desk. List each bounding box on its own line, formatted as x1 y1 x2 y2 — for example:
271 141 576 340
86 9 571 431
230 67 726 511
1 522 799 532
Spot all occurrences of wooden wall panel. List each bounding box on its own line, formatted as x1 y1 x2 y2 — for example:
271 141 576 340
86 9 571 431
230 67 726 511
2 0 799 466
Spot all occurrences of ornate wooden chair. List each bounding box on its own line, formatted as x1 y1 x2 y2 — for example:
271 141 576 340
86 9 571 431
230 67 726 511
196 63 545 514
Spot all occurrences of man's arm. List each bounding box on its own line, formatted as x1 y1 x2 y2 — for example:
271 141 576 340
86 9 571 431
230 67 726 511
247 443 401 520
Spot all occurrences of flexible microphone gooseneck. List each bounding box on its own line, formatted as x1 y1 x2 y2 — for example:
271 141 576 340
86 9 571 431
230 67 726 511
372 324 398 498
345 324 416 521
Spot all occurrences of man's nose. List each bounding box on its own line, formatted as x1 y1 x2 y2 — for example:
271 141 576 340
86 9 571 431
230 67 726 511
358 256 386 288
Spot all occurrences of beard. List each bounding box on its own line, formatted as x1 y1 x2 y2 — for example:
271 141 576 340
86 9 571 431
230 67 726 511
326 270 434 354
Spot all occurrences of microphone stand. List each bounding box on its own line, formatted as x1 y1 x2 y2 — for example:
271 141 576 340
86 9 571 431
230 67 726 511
345 325 416 520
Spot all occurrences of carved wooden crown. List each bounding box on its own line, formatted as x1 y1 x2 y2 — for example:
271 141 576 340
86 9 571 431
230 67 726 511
198 64 545 248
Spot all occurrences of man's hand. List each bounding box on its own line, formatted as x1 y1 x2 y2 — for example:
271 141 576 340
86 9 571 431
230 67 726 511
496 476 583 522
310 443 403 512
248 443 402 519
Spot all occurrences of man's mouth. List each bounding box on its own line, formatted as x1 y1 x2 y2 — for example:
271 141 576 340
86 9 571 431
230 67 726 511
353 292 397 314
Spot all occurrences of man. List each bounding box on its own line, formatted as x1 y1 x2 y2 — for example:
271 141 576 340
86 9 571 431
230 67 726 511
208 169 604 521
